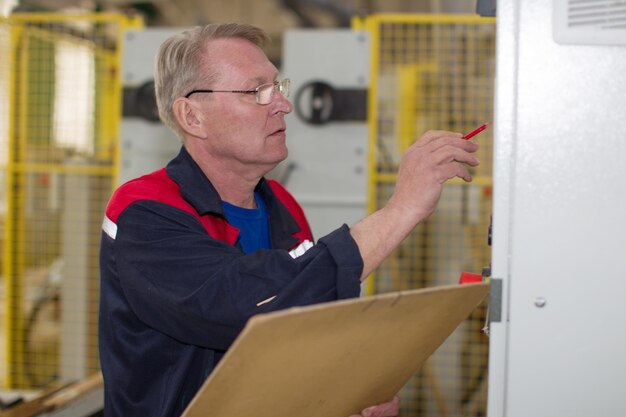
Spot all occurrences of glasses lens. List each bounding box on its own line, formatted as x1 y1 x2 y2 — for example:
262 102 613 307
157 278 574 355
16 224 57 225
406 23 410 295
256 80 290 104
257 83 274 105
279 79 290 99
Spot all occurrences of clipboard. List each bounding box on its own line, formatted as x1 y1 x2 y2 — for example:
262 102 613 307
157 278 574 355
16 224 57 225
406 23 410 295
182 282 489 417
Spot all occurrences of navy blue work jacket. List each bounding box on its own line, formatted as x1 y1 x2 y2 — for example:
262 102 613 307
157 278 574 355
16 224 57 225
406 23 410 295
98 147 363 417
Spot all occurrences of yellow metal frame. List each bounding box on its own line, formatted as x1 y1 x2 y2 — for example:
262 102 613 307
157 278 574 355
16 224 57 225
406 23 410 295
3 20 28 387
1 12 142 388
353 14 495 295
349 17 496 414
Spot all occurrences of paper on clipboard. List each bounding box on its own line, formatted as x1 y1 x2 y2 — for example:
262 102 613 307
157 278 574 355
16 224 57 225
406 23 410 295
182 282 489 417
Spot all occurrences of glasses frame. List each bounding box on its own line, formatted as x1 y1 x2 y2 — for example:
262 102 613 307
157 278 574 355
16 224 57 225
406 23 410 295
184 79 290 105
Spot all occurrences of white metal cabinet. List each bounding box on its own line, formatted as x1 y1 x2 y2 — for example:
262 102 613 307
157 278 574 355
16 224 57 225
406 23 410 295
488 1 626 416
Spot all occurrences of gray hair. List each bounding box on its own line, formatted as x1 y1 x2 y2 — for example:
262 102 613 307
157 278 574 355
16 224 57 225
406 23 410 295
154 23 270 138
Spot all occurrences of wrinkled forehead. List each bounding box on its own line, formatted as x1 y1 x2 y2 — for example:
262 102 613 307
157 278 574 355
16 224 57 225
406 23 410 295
199 37 278 86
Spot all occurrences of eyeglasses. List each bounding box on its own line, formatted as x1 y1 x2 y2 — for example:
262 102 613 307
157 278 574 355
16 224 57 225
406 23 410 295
184 79 290 105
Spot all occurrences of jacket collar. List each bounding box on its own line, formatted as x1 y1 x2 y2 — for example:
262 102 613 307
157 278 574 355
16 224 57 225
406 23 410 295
166 146 301 249
166 146 223 216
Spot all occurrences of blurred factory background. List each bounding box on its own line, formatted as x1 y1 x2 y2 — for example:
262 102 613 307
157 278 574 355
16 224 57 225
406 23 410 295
0 2 495 414
1 0 624 416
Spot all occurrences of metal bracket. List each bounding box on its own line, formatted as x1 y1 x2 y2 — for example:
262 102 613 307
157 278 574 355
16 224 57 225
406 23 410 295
489 278 503 323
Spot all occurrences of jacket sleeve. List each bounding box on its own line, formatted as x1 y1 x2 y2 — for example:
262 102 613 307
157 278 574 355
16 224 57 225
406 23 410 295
108 200 363 351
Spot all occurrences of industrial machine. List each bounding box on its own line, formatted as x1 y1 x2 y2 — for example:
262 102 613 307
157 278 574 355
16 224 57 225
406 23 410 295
120 28 182 184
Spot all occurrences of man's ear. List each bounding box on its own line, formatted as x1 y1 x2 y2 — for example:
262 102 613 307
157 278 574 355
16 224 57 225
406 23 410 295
172 97 208 139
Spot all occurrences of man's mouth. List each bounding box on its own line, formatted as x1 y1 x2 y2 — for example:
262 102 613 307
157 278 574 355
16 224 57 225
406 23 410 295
270 127 286 136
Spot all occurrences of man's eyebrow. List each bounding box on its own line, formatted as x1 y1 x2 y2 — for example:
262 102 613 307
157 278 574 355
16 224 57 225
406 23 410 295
246 74 278 87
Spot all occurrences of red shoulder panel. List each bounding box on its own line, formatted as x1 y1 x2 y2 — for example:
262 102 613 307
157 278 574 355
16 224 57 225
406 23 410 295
105 168 238 245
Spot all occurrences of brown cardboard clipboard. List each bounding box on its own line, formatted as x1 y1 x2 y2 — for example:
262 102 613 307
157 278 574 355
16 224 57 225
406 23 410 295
182 282 489 417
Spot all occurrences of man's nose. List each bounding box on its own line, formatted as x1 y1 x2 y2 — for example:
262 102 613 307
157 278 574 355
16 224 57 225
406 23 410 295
274 90 293 114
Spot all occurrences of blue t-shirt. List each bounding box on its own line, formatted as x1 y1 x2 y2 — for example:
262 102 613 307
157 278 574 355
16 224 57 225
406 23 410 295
222 192 271 254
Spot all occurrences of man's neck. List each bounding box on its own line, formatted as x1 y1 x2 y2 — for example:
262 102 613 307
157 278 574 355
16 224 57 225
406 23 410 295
186 146 270 209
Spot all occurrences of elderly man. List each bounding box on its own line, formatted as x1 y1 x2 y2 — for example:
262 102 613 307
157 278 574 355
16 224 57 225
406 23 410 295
98 23 479 417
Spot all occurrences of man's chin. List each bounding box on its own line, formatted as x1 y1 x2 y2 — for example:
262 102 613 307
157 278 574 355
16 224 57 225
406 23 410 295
264 154 292 179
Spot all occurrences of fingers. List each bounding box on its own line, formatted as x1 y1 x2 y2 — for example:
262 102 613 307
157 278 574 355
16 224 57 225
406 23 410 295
419 133 479 160
412 131 480 171
437 143 480 182
387 129 481 222
415 129 462 145
359 395 401 417
402 133 479 177
436 160 475 182
434 144 480 167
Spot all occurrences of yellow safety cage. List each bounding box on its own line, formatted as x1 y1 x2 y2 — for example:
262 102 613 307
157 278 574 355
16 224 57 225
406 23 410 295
355 14 496 416
0 12 142 389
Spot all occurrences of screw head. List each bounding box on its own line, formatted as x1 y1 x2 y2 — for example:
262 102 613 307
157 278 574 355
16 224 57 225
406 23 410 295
534 297 547 308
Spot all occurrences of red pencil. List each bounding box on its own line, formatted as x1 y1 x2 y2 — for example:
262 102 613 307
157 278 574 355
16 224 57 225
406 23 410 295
463 122 490 140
